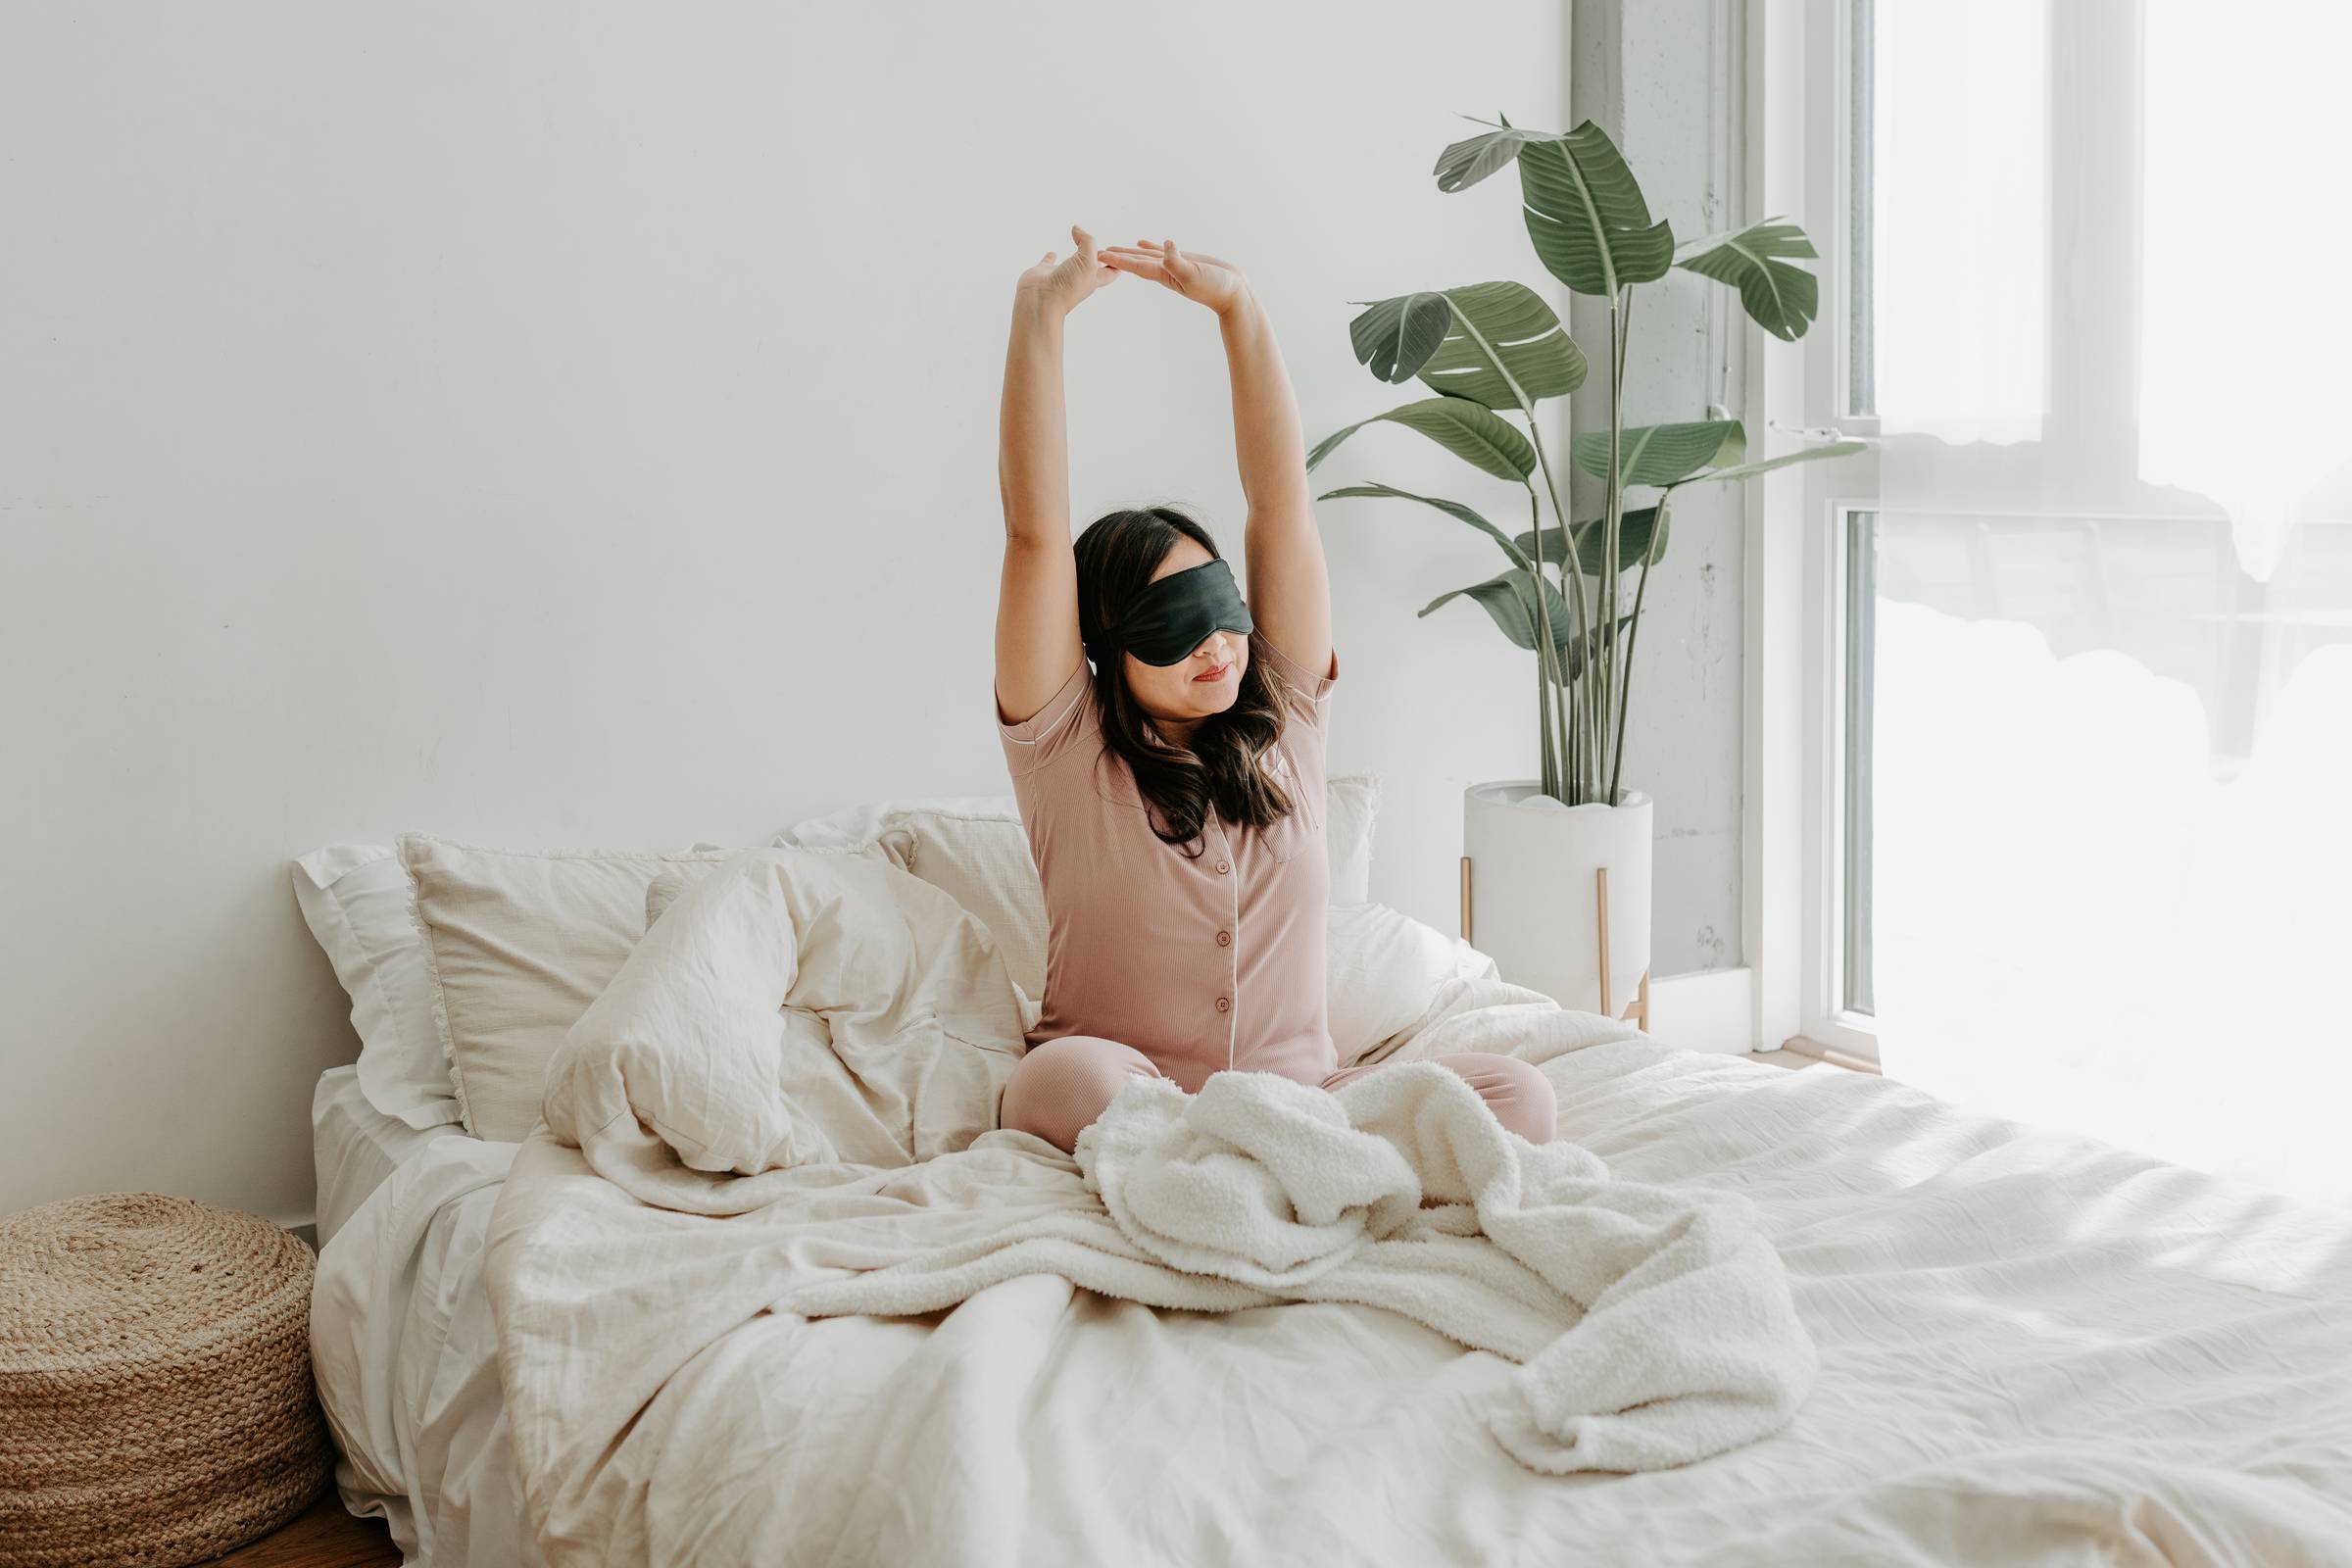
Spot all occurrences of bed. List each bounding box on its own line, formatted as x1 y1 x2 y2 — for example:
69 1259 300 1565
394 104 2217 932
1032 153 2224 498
299 811 2352 1567
313 1040 2352 1566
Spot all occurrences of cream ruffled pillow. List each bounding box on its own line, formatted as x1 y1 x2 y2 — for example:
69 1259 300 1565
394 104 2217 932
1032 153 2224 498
402 834 736 1142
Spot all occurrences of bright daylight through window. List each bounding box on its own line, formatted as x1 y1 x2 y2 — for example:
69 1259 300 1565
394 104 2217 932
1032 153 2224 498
1842 0 2352 1205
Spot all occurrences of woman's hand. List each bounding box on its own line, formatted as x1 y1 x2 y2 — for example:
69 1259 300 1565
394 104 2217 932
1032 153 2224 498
1100 239 1250 317
1015 225 1119 319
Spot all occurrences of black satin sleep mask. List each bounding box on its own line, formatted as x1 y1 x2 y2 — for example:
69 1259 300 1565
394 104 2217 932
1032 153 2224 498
1101 558 1255 666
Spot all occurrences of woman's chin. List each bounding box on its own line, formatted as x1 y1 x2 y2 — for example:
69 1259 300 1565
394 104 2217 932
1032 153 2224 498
1187 679 1241 715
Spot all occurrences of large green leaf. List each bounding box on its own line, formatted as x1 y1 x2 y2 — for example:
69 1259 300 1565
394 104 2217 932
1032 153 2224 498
1513 505 1667 575
1348 292 1453 383
1318 483 1528 566
1573 419 1744 485
1418 568 1568 652
1675 220 1821 342
1416 281 1588 409
1308 398 1536 481
1519 122 1674 297
1432 125 1550 193
1419 569 1629 678
1671 440 1869 487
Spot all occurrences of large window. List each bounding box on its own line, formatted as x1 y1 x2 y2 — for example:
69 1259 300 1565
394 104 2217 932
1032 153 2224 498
1817 0 2352 1204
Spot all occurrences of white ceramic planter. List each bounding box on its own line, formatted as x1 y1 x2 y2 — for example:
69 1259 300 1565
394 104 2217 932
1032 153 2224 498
1461 780 1652 1019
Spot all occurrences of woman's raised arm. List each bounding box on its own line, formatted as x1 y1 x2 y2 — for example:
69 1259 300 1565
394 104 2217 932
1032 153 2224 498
1100 240 1332 679
996 226 1118 726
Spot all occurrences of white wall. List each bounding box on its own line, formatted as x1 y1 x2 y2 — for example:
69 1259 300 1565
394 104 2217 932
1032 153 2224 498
1 1 1588 1223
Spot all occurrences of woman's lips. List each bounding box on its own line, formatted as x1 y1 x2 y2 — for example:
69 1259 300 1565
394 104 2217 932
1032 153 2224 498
1193 662 1232 683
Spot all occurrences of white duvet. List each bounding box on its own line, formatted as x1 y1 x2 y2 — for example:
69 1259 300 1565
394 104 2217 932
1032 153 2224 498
470 850 2352 1567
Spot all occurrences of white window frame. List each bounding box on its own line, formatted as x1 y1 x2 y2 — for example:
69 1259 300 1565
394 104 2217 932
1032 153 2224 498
1742 0 1883 1062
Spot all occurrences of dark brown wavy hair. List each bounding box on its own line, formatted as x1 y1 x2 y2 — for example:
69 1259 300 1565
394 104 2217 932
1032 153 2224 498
1074 506 1294 854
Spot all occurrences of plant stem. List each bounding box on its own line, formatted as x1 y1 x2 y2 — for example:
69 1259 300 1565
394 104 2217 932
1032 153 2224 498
1609 489 1666 805
1528 551 1568 799
1537 647 1558 796
1523 418 1599 802
1533 491 1574 795
1500 482 1563 797
1600 283 1635 804
1564 621 1583 792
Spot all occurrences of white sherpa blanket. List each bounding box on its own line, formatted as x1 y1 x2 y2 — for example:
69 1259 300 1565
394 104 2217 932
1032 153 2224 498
487 850 1816 1564
781 1062 1817 1475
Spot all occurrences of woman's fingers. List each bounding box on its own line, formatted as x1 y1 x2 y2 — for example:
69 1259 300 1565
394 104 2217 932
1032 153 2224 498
1108 240 1238 271
1100 237 1241 302
1117 239 1200 283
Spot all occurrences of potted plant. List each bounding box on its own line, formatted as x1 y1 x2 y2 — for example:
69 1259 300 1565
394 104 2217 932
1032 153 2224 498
1312 117 1863 1019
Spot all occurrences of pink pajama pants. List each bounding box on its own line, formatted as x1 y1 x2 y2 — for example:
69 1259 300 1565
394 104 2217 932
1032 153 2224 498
999 1036 1558 1155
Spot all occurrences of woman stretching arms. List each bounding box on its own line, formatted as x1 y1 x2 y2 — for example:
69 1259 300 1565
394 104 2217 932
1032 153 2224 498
993 225 1556 1154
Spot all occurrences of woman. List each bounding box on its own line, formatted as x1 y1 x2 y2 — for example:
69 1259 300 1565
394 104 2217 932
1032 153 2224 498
993 225 1555 1155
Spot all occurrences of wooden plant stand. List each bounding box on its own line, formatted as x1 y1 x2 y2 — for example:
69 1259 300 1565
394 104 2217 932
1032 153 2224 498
1459 857 1650 1031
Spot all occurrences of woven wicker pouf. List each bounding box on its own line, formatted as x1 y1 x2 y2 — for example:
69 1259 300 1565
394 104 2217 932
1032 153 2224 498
0 1193 332 1568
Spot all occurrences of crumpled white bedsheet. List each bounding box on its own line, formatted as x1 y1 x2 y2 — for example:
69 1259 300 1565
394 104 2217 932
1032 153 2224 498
478 850 2352 1566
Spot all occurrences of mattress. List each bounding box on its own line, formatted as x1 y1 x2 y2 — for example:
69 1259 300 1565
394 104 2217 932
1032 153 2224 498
312 1064 467 1249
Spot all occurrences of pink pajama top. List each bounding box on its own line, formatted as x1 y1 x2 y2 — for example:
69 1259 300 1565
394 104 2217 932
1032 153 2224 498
998 632 1339 1094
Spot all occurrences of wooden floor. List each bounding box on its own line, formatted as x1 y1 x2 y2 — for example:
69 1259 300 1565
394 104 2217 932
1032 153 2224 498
204 1493 398 1568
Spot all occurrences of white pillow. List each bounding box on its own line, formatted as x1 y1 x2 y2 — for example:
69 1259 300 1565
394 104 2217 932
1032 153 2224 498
779 774 1382 1000
780 796 1022 860
644 867 1470 1071
780 797 1044 986
291 845 464 1131
401 834 735 1142
1324 774 1380 906
1326 902 1500 1066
